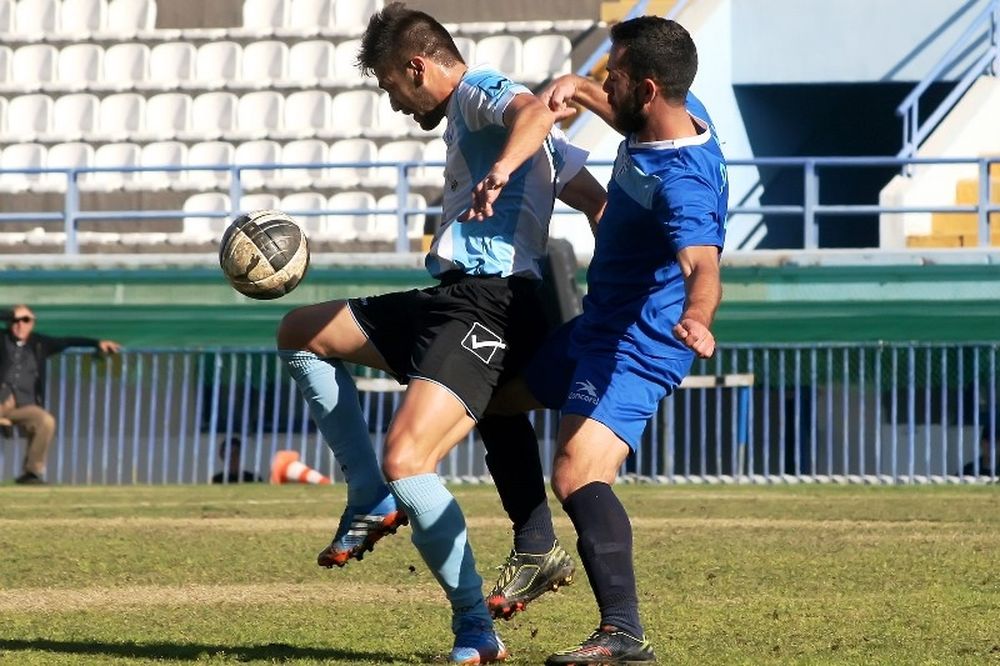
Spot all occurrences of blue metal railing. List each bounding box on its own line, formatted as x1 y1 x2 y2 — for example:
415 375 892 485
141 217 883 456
897 0 1000 160
2 154 998 253
2 343 996 485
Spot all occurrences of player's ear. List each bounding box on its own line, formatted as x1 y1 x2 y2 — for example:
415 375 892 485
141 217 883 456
408 57 426 85
639 78 657 105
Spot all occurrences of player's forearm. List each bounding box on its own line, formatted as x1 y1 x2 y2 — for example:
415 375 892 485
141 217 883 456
493 100 556 177
564 74 616 129
681 263 722 328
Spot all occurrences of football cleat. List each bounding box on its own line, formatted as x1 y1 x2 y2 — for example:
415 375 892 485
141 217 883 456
450 614 509 664
487 540 575 619
545 627 656 665
317 493 409 568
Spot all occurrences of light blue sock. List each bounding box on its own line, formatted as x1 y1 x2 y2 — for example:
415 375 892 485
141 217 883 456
388 473 492 629
279 349 387 507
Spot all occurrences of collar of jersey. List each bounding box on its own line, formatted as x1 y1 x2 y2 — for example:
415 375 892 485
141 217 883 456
629 114 711 150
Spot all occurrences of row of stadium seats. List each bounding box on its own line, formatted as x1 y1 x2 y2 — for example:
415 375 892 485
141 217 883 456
0 90 439 144
0 34 571 95
0 0 154 42
0 137 446 193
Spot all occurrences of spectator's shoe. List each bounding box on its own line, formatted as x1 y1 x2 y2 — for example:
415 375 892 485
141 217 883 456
450 614 508 664
317 493 408 568
487 540 575 619
545 627 656 665
14 472 45 485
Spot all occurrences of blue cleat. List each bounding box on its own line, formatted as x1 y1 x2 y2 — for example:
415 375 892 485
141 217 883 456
317 493 409 568
449 614 508 664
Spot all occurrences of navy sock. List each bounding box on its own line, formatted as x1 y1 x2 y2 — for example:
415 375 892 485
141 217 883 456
479 413 556 553
562 481 643 638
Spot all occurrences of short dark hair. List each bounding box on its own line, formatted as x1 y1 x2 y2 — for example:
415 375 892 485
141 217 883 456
357 1 463 77
610 16 698 102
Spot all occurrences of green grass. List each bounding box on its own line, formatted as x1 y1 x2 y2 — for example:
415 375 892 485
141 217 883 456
2 484 999 664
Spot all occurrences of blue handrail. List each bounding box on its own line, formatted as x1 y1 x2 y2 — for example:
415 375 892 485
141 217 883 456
897 0 1000 160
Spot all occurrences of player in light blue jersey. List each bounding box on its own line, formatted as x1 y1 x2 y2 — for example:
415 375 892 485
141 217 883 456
489 15 727 665
275 3 605 663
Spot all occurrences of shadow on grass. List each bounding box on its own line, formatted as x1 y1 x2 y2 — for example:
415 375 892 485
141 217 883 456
0 638 439 663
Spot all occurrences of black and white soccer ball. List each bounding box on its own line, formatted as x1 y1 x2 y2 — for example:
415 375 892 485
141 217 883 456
219 209 310 300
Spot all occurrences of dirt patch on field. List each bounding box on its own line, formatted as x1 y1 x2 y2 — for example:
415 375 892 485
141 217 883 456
0 581 438 613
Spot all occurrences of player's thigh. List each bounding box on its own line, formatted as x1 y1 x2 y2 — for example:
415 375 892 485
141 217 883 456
552 414 631 500
382 378 476 479
276 299 387 369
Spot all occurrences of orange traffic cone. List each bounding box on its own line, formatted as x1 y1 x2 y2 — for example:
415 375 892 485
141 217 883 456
270 450 331 485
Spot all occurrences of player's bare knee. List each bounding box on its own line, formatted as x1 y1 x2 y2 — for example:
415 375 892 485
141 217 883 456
276 308 308 350
381 444 426 481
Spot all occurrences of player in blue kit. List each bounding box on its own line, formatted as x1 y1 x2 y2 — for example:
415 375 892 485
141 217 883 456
489 15 728 665
276 3 604 663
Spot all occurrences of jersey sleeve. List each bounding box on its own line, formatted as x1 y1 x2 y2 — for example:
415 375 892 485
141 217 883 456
549 128 589 195
455 68 532 132
655 174 724 252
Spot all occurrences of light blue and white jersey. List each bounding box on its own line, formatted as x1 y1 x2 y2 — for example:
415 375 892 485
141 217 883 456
426 66 588 280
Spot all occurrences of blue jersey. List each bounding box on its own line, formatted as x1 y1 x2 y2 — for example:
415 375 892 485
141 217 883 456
572 93 728 359
426 66 587 280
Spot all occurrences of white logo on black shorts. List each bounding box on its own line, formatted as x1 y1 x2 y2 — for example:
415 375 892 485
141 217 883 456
461 322 507 364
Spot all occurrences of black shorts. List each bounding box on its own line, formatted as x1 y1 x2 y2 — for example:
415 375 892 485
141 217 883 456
348 273 549 420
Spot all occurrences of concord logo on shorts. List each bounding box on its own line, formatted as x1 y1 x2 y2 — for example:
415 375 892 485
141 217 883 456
461 322 507 364
568 379 600 405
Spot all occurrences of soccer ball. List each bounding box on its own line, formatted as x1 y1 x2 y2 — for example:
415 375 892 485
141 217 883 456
219 209 310 300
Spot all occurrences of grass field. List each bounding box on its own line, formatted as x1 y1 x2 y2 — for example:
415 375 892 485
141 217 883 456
2 484 999 665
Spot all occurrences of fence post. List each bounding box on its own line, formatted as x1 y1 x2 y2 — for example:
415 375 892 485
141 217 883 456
803 160 819 249
395 163 410 254
978 158 990 246
229 165 243 214
64 169 80 255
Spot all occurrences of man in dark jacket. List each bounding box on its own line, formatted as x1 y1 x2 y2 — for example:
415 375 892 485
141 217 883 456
1 304 120 484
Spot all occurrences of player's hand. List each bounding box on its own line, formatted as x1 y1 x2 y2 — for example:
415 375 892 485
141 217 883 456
538 75 580 122
673 319 715 358
460 169 510 222
98 340 121 354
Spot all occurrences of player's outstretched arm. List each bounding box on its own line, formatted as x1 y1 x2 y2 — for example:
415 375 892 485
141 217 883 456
462 94 556 222
557 167 607 235
673 245 722 359
538 74 618 134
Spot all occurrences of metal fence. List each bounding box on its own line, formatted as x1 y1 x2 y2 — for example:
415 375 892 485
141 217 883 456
1 343 997 485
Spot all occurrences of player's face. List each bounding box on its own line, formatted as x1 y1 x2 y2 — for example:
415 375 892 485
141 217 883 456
9 308 35 341
604 46 647 135
376 60 447 131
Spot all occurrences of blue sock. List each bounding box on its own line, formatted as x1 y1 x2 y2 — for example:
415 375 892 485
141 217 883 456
388 473 492 630
279 349 387 507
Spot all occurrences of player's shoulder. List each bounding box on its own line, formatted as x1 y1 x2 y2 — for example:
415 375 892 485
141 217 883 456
459 65 526 99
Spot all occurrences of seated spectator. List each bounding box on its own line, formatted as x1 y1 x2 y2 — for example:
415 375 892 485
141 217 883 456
962 425 998 477
1 304 120 485
212 437 263 484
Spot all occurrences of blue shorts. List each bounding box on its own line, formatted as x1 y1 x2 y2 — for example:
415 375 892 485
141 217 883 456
523 318 692 450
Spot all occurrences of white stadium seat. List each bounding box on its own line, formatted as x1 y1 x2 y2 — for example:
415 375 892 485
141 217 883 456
322 191 374 241
38 141 94 192
0 143 45 193
100 0 155 39
2 94 52 141
50 93 99 142
361 193 426 242
279 191 327 236
275 90 331 140
370 92 421 138
452 37 475 66
0 97 6 136
176 192 232 244
238 192 279 212
230 0 287 38
178 91 237 141
475 35 522 74
52 44 103 93
276 0 330 38
330 39 365 86
454 21 505 36
89 92 144 142
506 20 555 32
282 40 333 89
14 0 58 41
413 137 446 188
329 0 381 36
275 137 327 189
129 140 186 191
520 35 571 84
229 90 283 141
134 92 190 141
10 45 57 93
96 43 148 92
144 42 196 91
234 139 280 189
186 41 241 91
58 0 106 37
0 46 12 90
326 90 377 138
0 0 12 33
234 40 287 90
177 140 234 191
86 142 140 191
371 140 424 187
325 137 375 188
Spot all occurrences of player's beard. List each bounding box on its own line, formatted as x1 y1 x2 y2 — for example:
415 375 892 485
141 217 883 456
612 85 647 135
416 97 449 131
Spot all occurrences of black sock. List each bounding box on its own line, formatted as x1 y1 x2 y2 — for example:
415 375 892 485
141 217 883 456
563 481 643 638
479 413 556 553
